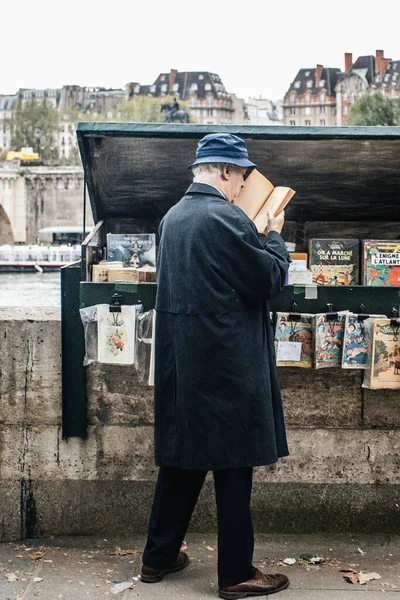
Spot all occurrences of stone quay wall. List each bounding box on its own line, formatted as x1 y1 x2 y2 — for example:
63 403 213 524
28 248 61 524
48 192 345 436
0 308 399 542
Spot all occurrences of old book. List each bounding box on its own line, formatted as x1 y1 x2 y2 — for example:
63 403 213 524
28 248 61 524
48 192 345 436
274 312 314 368
308 239 360 286
107 266 156 283
107 233 156 268
342 313 386 369
362 240 400 286
92 261 124 282
234 169 295 233
314 312 347 369
363 318 400 388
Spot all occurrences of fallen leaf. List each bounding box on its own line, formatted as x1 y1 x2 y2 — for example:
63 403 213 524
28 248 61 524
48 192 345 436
206 546 215 552
359 571 381 585
29 552 46 561
4 572 18 582
383 583 398 589
341 569 359 584
33 577 43 583
43 560 53 563
357 547 365 555
15 555 24 559
283 558 296 565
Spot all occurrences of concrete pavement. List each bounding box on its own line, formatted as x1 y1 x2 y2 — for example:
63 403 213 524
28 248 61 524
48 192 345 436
1 533 399 599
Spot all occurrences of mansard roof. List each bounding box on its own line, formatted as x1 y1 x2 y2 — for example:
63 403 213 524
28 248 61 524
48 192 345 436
0 95 18 110
348 55 375 85
286 67 341 97
375 60 400 91
135 71 231 100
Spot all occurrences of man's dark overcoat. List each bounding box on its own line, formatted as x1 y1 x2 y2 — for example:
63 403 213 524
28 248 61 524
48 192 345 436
154 182 291 471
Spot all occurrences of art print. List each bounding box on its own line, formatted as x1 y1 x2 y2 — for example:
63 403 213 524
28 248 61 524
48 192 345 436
97 305 136 365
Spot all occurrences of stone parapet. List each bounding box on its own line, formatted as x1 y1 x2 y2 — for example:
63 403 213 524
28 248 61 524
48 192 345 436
0 308 399 541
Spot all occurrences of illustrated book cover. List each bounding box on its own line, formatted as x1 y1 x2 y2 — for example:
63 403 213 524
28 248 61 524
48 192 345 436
97 305 137 365
314 312 347 369
107 233 156 268
308 239 360 286
234 169 295 234
364 318 400 389
342 313 385 369
274 312 314 368
362 240 400 286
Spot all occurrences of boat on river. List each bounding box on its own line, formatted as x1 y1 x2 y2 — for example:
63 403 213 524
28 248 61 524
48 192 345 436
0 244 81 272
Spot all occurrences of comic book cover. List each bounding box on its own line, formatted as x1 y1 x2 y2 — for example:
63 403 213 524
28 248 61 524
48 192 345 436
274 312 314 368
366 319 400 389
362 240 400 286
342 314 385 369
314 313 346 369
107 233 156 268
309 239 359 286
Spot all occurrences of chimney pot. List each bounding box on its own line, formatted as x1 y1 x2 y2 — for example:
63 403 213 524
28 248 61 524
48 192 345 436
169 69 178 93
315 64 323 87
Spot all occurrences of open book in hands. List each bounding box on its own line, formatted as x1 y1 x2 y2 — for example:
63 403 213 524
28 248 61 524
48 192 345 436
234 169 295 234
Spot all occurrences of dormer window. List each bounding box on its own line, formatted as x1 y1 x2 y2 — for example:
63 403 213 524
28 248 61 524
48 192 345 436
190 83 198 92
205 83 212 91
150 85 156 93
307 80 313 88
305 71 310 76
319 79 325 87
172 83 179 92
294 81 301 89
198 74 204 80
160 75 166 82
384 74 390 82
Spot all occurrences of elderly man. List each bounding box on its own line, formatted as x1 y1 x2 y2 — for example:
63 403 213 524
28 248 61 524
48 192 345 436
141 133 291 598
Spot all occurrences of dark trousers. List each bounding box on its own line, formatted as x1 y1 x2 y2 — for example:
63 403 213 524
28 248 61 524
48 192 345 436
143 466 255 588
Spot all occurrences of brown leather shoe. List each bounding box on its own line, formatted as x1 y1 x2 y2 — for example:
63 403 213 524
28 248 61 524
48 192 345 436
218 568 289 598
141 551 189 583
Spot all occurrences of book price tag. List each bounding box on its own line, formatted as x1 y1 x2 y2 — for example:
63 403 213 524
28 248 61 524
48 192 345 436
277 341 302 362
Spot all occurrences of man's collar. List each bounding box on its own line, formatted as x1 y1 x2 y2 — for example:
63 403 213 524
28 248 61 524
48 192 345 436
185 182 226 200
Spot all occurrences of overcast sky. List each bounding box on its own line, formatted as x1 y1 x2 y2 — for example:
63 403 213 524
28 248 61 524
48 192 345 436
2 0 400 101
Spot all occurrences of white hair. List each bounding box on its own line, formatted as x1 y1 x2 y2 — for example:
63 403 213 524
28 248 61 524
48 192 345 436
191 163 242 183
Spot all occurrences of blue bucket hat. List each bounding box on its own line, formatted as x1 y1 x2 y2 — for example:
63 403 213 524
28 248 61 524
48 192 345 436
189 133 256 169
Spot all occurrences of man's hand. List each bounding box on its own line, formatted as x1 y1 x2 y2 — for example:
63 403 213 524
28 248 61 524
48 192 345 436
266 210 285 235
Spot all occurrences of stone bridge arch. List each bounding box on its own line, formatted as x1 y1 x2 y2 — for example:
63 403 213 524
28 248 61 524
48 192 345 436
0 204 14 244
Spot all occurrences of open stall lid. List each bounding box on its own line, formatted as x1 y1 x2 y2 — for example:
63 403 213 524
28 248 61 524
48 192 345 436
76 123 400 223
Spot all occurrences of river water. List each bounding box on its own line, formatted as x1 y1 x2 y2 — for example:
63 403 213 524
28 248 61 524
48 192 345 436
0 272 61 307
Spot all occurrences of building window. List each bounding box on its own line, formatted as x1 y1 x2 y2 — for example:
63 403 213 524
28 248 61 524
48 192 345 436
289 120 296 126
343 92 348 101
207 109 213 116
204 83 212 91
343 105 348 115
198 74 204 80
305 107 311 116
320 93 325 103
150 85 156 93
160 75 166 82
190 83 198 92
305 93 311 104
207 96 213 106
319 79 325 88
172 83 179 92
294 81 301 89
305 120 311 126
290 94 296 104
190 97 196 107
320 120 325 126
290 107 296 115
161 84 168 93
307 80 313 88
320 106 325 113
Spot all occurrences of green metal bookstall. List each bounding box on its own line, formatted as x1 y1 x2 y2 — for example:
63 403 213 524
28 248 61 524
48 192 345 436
61 123 400 438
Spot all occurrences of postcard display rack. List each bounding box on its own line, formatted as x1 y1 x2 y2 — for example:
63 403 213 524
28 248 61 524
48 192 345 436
61 124 400 438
